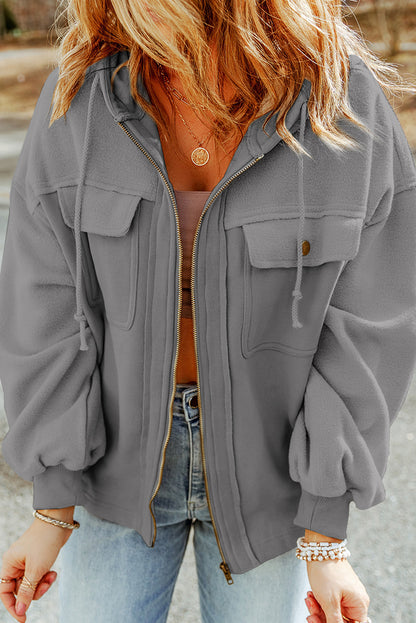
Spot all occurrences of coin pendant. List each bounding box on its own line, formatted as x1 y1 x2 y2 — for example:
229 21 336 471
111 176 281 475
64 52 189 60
191 147 210 166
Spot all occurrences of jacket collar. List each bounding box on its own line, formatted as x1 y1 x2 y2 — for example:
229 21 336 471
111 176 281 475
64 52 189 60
73 49 311 350
96 48 312 156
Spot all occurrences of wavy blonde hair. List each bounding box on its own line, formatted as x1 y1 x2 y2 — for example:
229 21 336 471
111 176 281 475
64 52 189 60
49 0 416 157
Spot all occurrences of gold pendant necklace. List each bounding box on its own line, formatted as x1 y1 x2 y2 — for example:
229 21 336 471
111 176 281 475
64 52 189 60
157 64 212 167
191 147 210 167
175 107 211 166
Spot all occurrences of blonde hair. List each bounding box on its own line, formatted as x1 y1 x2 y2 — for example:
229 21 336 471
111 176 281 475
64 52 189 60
49 0 416 157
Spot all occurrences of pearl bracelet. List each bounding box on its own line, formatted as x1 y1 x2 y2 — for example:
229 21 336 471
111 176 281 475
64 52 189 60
295 536 351 561
33 510 80 530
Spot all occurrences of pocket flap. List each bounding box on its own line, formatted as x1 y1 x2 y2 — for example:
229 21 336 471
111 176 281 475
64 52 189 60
242 215 363 268
57 184 144 237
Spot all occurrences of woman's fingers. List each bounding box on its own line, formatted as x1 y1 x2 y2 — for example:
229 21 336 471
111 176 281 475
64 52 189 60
0 557 27 622
0 586 26 623
0 566 57 622
0 577 27 623
14 568 43 617
306 591 324 611
13 565 58 616
31 571 57 601
306 591 326 621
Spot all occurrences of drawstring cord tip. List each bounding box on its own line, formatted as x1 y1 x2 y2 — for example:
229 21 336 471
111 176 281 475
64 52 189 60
74 312 89 351
291 289 304 329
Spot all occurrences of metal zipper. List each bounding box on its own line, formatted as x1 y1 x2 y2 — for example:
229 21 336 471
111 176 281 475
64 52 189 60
190 155 264 585
117 118 263 585
117 121 182 555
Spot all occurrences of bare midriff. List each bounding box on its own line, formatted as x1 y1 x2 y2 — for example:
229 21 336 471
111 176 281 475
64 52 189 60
176 317 198 383
173 189 211 383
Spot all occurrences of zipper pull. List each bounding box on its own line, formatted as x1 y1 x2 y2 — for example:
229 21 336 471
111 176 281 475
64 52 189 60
219 561 234 585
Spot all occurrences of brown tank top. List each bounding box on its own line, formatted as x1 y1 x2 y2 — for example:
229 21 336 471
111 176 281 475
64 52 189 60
174 189 211 319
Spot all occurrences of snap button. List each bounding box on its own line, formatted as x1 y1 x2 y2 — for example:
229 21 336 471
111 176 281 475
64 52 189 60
189 394 198 408
302 240 311 256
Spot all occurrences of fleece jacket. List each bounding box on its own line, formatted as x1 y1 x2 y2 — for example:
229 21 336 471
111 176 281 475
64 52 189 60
0 49 416 580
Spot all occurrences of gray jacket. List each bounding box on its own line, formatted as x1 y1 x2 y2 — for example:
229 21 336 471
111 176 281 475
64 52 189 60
1 49 416 582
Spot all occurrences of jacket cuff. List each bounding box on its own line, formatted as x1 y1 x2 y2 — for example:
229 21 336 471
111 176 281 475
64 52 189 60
32 465 83 509
293 489 354 540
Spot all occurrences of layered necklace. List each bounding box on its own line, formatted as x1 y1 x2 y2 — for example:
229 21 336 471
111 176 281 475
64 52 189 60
157 64 212 167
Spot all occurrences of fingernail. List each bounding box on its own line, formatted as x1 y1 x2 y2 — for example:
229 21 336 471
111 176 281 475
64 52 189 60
15 602 26 615
305 598 312 609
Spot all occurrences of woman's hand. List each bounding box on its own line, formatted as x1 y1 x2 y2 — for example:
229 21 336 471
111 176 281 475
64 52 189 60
304 559 370 623
0 517 72 622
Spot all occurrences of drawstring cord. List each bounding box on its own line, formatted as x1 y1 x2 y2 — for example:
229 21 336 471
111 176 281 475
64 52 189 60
73 73 100 351
291 99 308 329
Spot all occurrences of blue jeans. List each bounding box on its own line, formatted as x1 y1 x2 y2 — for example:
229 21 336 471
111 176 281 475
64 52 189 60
56 383 311 623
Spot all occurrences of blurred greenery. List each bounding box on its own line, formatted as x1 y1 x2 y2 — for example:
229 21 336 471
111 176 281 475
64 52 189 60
0 1 18 36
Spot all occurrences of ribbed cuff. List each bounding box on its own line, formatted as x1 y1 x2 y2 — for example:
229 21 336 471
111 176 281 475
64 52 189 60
32 464 83 509
293 489 353 540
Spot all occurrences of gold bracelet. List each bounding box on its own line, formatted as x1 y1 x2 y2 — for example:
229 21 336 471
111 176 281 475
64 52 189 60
33 510 80 530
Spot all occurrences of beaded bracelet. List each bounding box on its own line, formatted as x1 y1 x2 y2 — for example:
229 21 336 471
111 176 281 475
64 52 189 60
295 536 351 561
33 510 80 530
296 536 350 555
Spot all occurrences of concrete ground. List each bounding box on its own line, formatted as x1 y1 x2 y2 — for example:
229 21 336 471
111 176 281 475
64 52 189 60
0 48 416 623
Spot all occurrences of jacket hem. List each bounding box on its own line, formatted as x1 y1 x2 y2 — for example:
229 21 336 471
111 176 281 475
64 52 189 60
229 524 305 575
77 490 154 547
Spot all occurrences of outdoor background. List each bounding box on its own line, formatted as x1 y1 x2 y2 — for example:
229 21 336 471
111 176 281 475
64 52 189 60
0 1 415 622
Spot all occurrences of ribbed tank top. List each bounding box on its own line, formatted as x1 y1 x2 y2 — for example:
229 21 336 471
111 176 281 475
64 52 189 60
174 189 211 319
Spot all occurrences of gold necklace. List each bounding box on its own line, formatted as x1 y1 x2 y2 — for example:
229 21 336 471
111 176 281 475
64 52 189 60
157 65 212 167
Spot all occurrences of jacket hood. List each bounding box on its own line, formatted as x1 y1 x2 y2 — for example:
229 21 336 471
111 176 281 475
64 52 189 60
73 49 312 350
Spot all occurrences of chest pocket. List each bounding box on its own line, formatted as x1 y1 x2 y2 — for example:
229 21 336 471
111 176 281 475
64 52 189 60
57 183 155 330
239 213 364 357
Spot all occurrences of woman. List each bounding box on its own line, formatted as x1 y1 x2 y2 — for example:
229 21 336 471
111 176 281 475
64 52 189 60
0 0 415 621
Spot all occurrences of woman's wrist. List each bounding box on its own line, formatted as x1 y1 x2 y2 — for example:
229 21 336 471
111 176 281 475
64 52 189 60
304 529 343 544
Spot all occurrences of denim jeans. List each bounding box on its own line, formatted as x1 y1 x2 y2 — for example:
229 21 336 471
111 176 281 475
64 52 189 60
56 383 311 623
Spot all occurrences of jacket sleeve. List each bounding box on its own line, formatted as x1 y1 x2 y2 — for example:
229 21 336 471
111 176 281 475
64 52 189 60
288 181 416 539
0 181 107 509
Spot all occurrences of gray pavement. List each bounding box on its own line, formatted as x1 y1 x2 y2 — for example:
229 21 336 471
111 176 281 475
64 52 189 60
0 108 415 623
